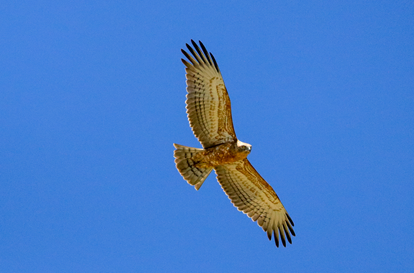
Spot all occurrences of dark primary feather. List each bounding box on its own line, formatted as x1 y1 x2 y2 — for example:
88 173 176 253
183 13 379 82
198 40 213 66
181 49 197 66
286 214 296 236
180 58 191 68
287 213 295 226
210 53 220 72
186 43 203 64
280 228 287 247
190 40 208 64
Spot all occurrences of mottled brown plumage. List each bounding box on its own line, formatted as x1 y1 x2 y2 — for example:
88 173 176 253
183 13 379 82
174 40 295 247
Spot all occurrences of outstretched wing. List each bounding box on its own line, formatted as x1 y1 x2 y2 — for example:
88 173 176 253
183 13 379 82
181 40 237 148
214 159 295 247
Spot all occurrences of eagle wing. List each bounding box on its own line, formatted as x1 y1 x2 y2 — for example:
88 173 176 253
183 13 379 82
181 40 237 148
214 159 295 247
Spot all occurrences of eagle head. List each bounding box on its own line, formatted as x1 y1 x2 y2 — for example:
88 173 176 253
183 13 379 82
237 140 252 154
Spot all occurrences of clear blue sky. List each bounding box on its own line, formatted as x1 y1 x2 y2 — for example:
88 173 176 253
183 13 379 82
1 1 413 272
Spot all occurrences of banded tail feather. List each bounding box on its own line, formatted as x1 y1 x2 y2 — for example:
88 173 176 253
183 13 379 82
173 143 213 190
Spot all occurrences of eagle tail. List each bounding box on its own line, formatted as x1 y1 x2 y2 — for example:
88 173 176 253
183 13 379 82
173 143 213 190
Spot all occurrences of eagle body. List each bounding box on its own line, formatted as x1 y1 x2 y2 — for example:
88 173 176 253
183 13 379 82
174 40 295 247
193 141 251 168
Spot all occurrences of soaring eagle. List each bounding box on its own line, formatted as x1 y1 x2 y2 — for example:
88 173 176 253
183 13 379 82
173 40 295 247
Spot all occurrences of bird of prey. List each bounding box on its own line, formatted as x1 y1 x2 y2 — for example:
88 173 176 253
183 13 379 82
173 40 295 247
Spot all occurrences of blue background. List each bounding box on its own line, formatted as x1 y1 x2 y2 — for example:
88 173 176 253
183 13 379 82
1 1 413 272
